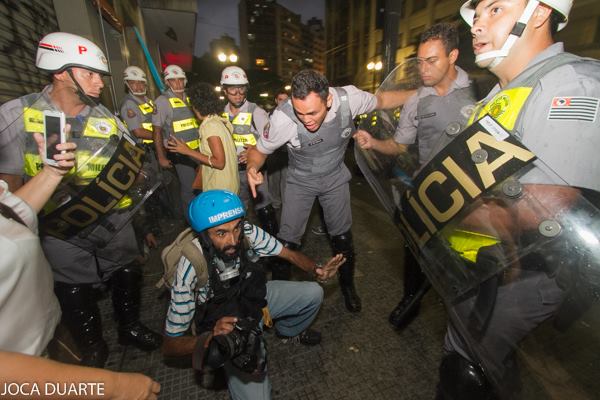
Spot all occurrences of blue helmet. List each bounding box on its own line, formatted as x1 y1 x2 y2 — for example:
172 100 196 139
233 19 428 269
188 190 246 232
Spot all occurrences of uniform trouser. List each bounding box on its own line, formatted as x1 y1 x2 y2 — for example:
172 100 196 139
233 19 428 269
239 168 272 210
266 151 288 210
173 156 197 221
42 215 138 284
443 270 565 388
223 281 323 400
278 174 352 244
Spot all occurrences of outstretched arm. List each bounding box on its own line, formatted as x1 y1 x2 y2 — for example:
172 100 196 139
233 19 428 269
246 146 268 198
278 248 346 281
0 351 160 400
375 89 417 110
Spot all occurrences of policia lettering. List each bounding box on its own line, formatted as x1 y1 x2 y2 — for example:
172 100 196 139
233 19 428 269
167 96 199 149
41 138 145 239
399 114 535 249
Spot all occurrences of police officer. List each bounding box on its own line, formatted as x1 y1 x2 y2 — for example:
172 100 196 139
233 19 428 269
354 23 476 329
152 64 199 217
0 32 162 367
220 66 279 242
428 0 600 397
119 65 161 243
246 70 412 312
162 190 345 399
120 66 155 144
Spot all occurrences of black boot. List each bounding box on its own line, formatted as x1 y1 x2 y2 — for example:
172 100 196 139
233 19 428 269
54 282 109 367
111 266 162 351
331 231 362 313
256 204 279 237
271 240 298 281
389 249 430 329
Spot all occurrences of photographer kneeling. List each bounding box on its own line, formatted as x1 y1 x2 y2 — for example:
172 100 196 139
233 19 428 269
162 190 345 399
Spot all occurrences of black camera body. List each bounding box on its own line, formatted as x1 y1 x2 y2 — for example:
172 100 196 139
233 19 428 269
209 317 266 374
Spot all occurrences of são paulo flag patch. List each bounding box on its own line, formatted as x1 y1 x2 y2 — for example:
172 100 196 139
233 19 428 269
548 96 599 122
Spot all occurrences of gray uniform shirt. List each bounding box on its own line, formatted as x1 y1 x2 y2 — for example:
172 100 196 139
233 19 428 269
120 93 151 131
487 43 600 192
258 86 377 154
393 66 471 148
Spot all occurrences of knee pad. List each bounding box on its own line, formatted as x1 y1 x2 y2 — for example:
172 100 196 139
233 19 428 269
438 353 494 400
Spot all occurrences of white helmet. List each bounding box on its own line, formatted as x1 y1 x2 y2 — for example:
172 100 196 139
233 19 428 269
163 64 186 81
460 0 573 68
36 32 110 74
220 66 249 85
124 66 147 83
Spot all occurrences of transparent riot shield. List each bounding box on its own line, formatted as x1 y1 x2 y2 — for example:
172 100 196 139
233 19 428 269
402 114 600 398
2 85 160 258
354 59 422 218
356 62 600 397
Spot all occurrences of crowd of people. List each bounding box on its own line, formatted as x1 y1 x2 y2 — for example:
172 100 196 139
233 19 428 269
0 0 599 399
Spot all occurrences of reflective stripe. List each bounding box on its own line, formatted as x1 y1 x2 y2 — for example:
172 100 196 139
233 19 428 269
446 230 501 263
186 139 199 150
139 101 154 114
23 107 44 132
173 117 199 133
168 97 191 109
142 122 154 143
232 133 256 146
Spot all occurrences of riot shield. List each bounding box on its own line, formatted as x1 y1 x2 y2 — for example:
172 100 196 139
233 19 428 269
354 59 422 217
356 63 600 397
1 85 160 256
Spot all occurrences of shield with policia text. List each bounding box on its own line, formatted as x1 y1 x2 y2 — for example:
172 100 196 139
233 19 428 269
5 85 160 255
356 63 600 398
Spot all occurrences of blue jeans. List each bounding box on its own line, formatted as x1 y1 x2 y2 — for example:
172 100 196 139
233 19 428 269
224 280 323 400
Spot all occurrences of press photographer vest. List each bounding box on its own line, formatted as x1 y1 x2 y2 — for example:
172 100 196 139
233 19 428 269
280 87 355 177
194 239 267 334
161 91 199 149
223 103 258 155
415 86 476 166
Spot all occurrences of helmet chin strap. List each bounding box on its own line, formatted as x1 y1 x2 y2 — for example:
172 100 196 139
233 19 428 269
125 81 147 96
67 68 101 107
475 0 540 69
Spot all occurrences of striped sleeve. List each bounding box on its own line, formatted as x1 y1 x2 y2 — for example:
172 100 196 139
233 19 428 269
165 255 198 336
244 221 283 257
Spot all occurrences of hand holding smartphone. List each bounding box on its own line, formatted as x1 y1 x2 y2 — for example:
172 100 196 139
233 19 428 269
43 110 66 166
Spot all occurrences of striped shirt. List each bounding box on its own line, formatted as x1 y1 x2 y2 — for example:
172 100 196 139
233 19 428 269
165 221 282 336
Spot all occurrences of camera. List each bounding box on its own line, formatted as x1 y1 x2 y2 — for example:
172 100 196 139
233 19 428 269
212 317 265 374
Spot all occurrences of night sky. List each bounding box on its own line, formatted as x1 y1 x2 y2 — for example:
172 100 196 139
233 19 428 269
195 0 325 56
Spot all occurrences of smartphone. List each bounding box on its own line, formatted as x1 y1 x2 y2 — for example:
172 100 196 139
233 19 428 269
43 110 66 166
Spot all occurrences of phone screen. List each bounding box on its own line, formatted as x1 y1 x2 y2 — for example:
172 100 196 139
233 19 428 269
45 115 62 160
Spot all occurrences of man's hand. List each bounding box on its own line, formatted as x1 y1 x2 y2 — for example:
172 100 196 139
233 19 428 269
110 372 161 400
353 130 374 150
145 232 158 248
315 253 346 282
33 132 76 176
213 316 238 337
246 167 264 198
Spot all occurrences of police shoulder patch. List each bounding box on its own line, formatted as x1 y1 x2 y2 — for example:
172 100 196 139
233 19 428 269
127 109 136 118
263 122 270 139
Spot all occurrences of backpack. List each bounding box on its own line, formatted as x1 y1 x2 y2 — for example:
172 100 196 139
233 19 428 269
156 227 209 289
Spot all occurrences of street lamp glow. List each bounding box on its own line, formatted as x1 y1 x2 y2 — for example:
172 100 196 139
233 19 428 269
367 62 375 70
215 86 221 92
259 92 269 97
374 61 383 71
284 85 291 91
217 53 227 62
229 54 238 63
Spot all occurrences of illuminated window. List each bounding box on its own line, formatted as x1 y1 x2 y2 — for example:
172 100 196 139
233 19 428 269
255 58 265 66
